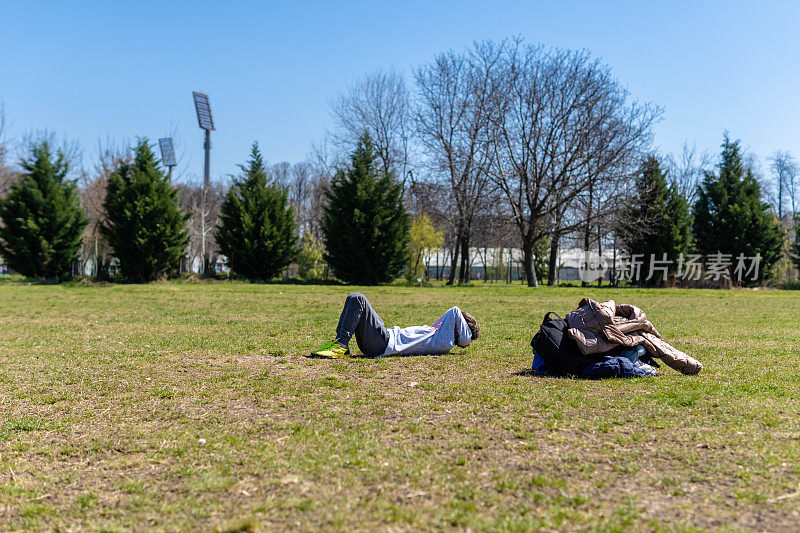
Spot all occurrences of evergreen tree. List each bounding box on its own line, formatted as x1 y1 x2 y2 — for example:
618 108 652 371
533 236 550 285
216 143 298 280
620 155 692 286
693 135 784 282
102 139 189 282
0 139 87 280
322 133 409 284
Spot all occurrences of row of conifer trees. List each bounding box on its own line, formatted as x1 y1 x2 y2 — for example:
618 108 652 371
0 134 410 283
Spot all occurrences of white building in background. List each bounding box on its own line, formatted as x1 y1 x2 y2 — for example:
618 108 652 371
420 247 621 282
554 248 619 282
421 247 525 281
76 255 230 277
186 255 230 275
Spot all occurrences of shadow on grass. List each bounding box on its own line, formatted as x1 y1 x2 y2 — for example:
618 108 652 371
0 274 54 285
306 352 450 360
512 368 578 379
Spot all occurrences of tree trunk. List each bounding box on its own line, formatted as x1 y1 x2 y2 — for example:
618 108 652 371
458 235 470 284
547 231 560 286
612 238 618 287
522 239 538 287
97 257 110 281
596 221 603 287
508 248 513 284
446 237 460 285
547 209 564 286
582 183 594 288
203 254 218 279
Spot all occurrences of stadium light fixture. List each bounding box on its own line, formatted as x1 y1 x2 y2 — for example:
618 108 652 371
192 91 215 131
158 137 177 178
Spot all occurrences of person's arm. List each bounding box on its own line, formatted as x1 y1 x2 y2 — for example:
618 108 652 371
452 307 472 347
430 307 472 349
431 309 450 330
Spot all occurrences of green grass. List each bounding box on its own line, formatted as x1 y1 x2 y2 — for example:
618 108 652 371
1 282 799 530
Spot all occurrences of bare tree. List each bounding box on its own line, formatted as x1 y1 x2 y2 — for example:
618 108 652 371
488 40 661 286
179 182 225 274
330 69 411 181
306 140 339 241
769 151 798 222
788 165 800 223
665 141 712 205
470 190 519 282
413 42 502 284
79 140 132 278
269 161 292 191
406 180 456 280
0 104 15 198
574 161 630 286
286 161 313 234
266 159 327 239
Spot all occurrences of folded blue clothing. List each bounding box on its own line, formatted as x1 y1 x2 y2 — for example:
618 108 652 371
531 348 656 379
579 356 656 379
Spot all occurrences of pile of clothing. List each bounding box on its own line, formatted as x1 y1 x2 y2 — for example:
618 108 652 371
531 298 703 379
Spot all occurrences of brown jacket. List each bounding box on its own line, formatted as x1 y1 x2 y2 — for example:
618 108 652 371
565 298 703 375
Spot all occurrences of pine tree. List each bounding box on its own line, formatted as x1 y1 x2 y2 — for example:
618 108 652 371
101 139 189 282
533 236 550 285
216 143 298 280
322 133 409 284
0 139 87 280
693 135 784 282
620 155 692 286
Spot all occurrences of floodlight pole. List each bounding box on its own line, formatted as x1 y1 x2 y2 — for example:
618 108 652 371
193 91 214 276
203 130 211 186
201 129 211 274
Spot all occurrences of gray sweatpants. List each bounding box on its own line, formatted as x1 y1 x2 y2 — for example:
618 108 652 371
336 293 390 357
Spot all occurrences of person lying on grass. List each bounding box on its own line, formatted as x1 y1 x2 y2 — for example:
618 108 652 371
310 292 481 358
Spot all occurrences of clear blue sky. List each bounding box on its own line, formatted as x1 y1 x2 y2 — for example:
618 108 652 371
1 1 798 182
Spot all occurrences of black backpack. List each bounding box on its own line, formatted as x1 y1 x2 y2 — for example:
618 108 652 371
531 312 596 376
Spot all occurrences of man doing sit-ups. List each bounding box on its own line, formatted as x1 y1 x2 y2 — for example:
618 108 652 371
310 292 480 358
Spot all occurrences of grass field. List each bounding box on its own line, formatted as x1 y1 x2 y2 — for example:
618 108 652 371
1 282 799 531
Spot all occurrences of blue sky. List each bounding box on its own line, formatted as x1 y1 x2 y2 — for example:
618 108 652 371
1 1 798 182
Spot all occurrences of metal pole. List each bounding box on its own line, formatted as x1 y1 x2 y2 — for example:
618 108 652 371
201 129 210 274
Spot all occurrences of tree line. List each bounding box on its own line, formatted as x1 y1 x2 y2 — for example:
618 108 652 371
0 132 410 284
0 37 797 286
